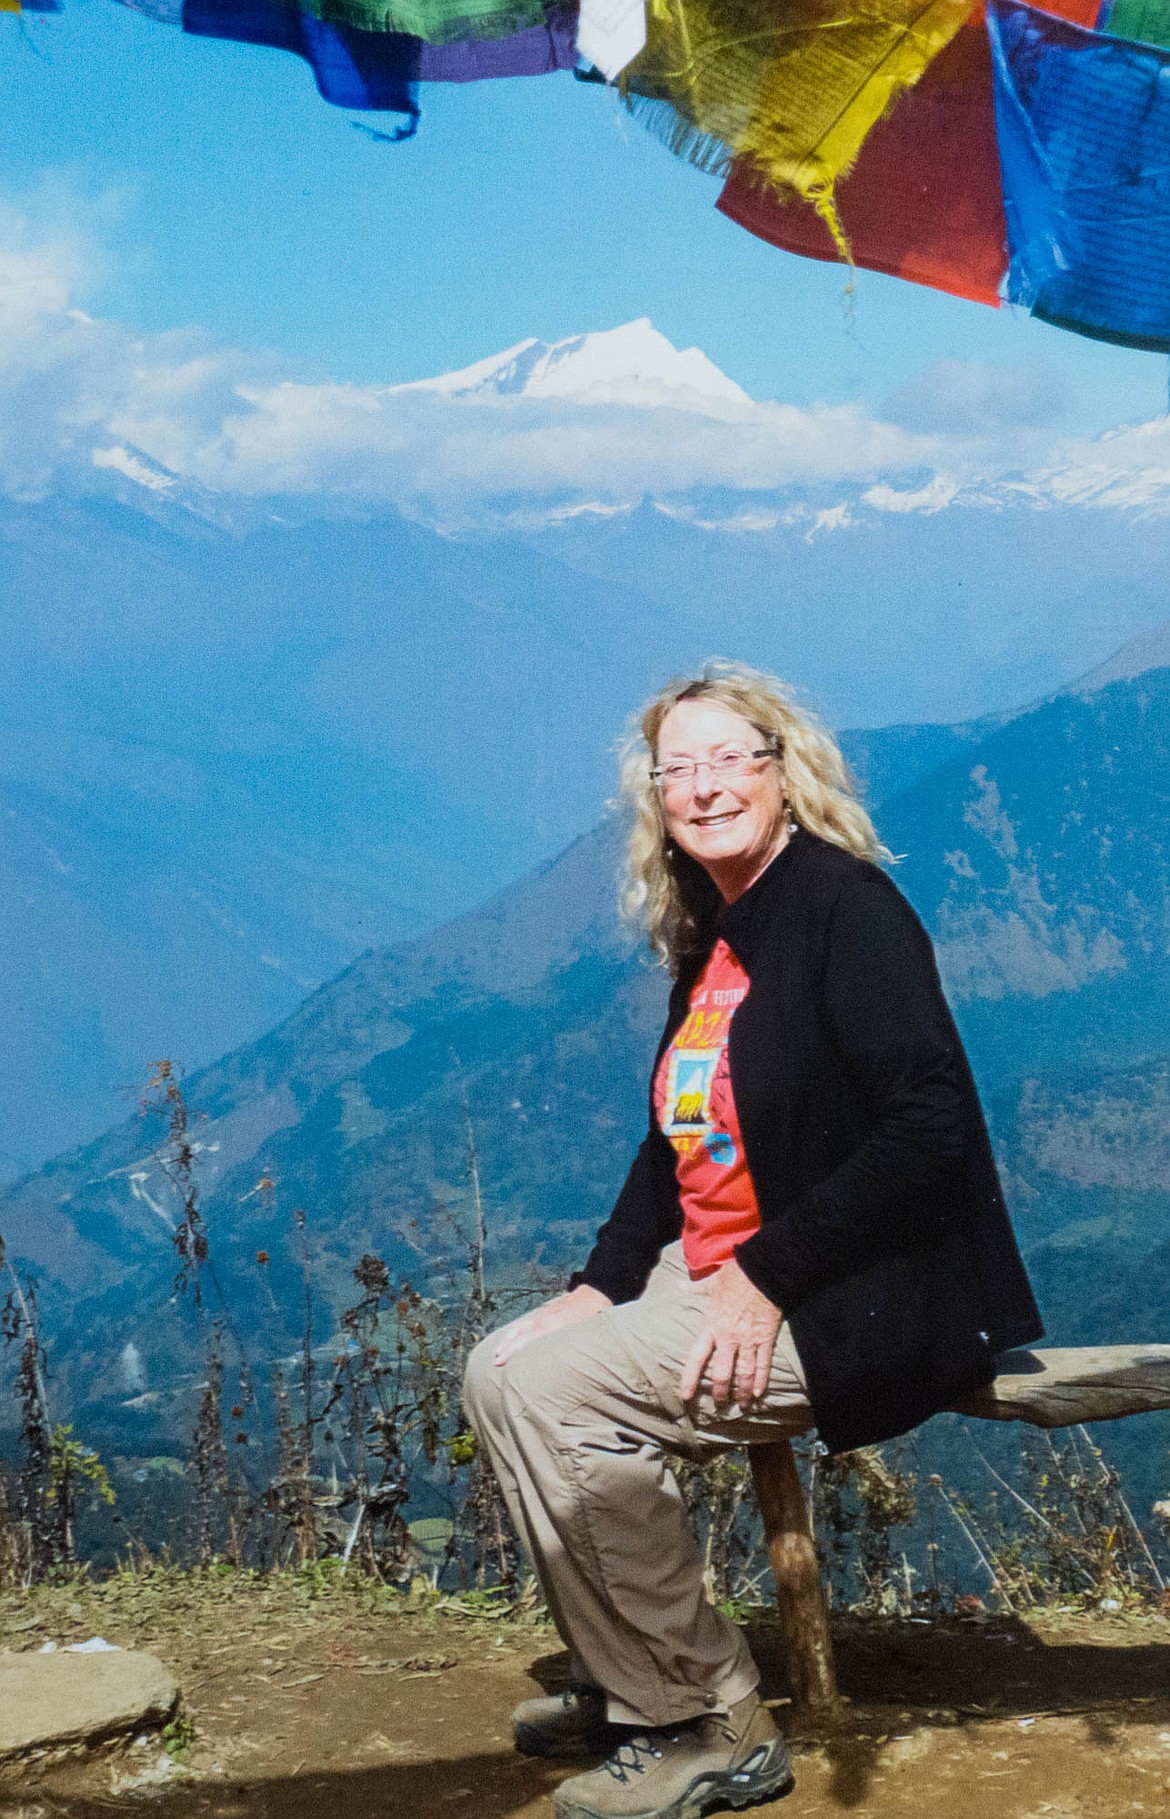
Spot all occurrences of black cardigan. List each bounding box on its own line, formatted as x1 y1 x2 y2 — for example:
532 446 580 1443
573 830 1043 1454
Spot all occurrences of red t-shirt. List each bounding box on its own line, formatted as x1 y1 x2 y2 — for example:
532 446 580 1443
653 938 762 1278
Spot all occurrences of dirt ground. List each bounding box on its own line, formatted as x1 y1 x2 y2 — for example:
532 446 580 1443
2 1575 1169 1819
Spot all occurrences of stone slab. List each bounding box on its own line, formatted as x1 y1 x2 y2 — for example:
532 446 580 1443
0 1650 178 1759
953 1345 1170 1428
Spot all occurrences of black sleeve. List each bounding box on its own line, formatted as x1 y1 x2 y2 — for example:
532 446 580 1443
735 868 970 1309
568 1128 680 1305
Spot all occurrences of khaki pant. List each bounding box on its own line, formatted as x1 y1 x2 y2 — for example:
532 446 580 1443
462 1242 811 1728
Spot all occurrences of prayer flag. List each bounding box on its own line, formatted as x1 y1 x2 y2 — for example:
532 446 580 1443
990 0 1170 350
577 0 645 77
177 0 575 117
620 0 973 247
718 9 1007 305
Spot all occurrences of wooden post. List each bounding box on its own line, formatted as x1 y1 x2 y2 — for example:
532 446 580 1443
750 1439 840 1715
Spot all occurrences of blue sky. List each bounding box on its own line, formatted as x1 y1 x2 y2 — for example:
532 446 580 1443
3 0 1170 429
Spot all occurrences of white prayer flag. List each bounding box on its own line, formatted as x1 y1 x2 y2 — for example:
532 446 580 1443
576 0 646 81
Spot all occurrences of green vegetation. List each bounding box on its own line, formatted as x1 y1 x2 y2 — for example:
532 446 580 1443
161 1710 196 1765
7 641 1170 1616
2 1066 1167 1617
1 1066 527 1596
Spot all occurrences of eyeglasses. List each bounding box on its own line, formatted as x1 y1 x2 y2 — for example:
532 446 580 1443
650 748 776 793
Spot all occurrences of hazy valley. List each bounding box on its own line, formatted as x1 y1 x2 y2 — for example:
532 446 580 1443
2 321 1169 1522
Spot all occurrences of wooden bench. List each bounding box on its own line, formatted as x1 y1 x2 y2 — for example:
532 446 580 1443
750 1345 1170 1713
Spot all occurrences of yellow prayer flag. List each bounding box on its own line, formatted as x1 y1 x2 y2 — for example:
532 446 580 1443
624 0 975 253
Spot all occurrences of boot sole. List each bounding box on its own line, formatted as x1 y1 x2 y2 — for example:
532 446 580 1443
553 1740 795 1819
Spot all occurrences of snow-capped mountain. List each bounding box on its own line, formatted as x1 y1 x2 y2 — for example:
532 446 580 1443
11 313 1170 1189
379 319 1170 531
85 441 267 534
392 317 752 416
67 316 1170 536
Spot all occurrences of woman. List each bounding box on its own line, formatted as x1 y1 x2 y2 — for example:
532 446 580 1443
463 660 1042 1819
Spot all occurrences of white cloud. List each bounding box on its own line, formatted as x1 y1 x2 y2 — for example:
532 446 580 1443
177 370 949 514
882 357 1066 436
5 210 1170 528
0 241 124 498
805 502 853 541
864 477 959 515
0 222 249 503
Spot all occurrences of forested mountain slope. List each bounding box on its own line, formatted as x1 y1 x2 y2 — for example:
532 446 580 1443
2 668 1168 1444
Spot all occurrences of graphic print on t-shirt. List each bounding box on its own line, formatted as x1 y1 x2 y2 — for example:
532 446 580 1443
662 1049 721 1136
653 937 762 1276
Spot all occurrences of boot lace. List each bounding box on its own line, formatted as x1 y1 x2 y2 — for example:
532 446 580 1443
601 1728 682 1785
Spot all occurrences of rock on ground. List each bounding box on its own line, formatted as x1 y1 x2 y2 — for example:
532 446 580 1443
0 1649 178 1759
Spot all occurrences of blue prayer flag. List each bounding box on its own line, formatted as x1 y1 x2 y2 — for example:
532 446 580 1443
989 0 1170 351
183 0 421 120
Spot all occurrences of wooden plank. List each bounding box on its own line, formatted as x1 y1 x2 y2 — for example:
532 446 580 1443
748 1346 1170 1713
749 1440 841 1715
953 1345 1170 1428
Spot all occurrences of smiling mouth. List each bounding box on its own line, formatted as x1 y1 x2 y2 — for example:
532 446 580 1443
691 812 741 828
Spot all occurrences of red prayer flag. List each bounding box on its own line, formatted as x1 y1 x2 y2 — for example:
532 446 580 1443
716 0 1102 311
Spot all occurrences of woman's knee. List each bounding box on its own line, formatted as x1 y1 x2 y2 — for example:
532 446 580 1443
497 1332 594 1431
461 1332 502 1433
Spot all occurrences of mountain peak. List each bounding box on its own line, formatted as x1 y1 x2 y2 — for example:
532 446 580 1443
86 441 265 534
392 319 752 413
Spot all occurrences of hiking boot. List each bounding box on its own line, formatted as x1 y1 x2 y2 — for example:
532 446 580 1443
552 1691 793 1819
513 1683 611 1758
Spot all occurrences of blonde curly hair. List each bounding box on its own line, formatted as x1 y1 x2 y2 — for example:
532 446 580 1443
618 659 890 971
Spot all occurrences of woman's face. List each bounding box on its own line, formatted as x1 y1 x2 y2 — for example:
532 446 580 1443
655 699 788 902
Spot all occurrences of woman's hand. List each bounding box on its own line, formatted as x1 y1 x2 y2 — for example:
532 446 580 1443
679 1259 782 1408
492 1284 613 1367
